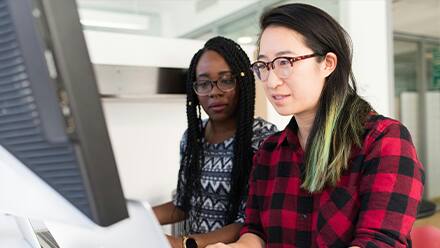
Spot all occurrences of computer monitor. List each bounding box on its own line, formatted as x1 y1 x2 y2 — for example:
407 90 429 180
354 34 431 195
0 0 128 226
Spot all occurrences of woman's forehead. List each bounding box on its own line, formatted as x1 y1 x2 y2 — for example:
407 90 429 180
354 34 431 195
196 50 231 76
258 26 309 57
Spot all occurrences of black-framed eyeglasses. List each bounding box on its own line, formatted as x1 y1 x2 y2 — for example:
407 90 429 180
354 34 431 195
192 73 237 96
251 53 320 81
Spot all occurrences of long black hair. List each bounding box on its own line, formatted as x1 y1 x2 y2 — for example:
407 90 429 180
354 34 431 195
176 36 256 228
259 4 372 192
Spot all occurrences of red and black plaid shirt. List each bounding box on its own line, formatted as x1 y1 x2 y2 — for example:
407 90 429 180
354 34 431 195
241 114 424 248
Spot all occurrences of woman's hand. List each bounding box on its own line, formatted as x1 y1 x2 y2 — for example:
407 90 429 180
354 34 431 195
166 235 183 248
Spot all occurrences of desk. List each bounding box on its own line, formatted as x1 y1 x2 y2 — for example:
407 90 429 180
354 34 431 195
414 210 440 228
0 214 31 248
0 201 171 248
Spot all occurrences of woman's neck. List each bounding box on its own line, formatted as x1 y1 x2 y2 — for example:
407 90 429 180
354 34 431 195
295 111 316 150
205 118 236 144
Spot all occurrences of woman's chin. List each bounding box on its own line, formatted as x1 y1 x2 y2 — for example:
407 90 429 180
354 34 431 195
271 105 295 116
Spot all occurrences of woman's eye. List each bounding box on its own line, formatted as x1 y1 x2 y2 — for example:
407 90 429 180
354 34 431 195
278 59 290 66
198 81 211 88
257 63 267 69
220 79 234 84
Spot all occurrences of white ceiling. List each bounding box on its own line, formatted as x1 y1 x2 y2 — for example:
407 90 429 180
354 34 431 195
76 0 264 37
76 0 195 14
392 0 440 38
76 0 440 39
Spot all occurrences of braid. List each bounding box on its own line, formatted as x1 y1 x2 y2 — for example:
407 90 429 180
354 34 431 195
177 49 204 232
179 36 256 230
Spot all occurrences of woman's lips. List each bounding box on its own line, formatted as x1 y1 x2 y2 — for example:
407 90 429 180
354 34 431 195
272 94 290 104
209 104 227 112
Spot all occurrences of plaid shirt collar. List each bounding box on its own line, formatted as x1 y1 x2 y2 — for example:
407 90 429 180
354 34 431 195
277 117 300 149
279 113 378 150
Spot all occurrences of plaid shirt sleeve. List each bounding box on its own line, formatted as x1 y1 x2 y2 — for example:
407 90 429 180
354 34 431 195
350 120 424 247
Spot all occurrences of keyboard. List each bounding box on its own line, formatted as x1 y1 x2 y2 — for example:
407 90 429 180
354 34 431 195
36 230 60 248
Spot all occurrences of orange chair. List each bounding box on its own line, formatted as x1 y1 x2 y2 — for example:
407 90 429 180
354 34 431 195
411 225 440 248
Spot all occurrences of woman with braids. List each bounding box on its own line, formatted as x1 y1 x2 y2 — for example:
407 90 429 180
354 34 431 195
153 36 277 248
208 3 424 248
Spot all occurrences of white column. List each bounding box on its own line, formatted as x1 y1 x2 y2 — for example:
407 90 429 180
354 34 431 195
339 0 395 117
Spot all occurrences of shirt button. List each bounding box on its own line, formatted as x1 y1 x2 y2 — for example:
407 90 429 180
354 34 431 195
302 214 307 219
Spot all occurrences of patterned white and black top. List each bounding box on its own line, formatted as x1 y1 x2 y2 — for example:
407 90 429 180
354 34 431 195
173 117 277 234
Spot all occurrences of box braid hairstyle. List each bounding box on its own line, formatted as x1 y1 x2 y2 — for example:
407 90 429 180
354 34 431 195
177 36 256 229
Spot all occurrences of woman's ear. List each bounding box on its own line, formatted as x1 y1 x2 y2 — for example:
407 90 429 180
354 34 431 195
321 52 337 78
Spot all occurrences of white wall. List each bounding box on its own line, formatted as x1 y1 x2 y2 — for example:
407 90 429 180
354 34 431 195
339 0 395 117
400 92 440 199
101 98 186 205
400 92 419 151
84 30 205 68
425 92 440 199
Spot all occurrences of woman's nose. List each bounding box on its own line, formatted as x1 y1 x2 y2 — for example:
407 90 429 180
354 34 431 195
208 82 224 97
266 69 283 89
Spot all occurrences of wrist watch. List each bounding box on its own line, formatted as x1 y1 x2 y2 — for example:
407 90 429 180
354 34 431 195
182 235 198 248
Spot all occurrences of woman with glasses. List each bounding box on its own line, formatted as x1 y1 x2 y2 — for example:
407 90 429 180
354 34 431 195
153 36 277 248
208 3 424 248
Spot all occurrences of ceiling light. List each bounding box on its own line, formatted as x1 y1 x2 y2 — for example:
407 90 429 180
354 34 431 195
237 36 253 44
79 8 150 31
